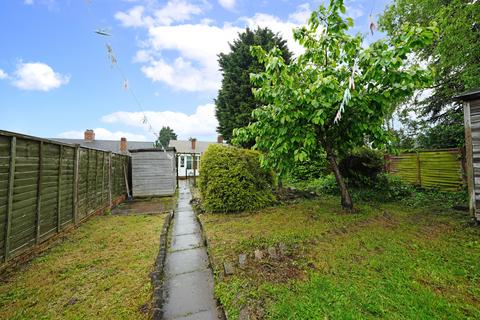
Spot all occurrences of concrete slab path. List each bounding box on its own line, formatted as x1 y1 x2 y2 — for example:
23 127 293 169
162 180 223 320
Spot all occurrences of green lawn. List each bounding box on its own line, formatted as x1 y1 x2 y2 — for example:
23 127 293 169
199 196 480 319
0 214 166 320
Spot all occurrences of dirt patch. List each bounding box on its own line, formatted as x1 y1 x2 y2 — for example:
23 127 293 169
112 197 175 215
235 252 306 285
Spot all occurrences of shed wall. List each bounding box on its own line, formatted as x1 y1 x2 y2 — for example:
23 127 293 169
469 99 480 219
132 151 176 196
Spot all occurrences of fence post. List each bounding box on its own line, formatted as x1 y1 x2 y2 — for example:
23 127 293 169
94 151 99 208
4 136 16 262
101 152 105 205
57 145 63 232
86 148 90 214
73 145 80 225
35 141 43 244
384 154 390 172
416 151 422 187
108 152 112 207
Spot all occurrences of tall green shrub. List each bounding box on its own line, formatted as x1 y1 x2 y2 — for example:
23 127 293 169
199 145 275 213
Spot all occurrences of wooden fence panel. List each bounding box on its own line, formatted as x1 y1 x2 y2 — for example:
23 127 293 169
39 143 60 239
0 131 130 265
59 146 75 227
387 149 464 191
9 138 39 256
0 136 10 261
389 153 419 184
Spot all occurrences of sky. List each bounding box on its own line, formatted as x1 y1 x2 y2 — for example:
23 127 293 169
0 0 391 142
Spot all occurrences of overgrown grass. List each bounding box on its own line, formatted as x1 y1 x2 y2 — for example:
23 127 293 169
0 214 166 319
199 196 480 319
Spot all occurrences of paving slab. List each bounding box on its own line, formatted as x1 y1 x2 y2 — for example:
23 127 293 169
172 219 201 236
165 247 209 276
162 266 217 319
169 233 203 251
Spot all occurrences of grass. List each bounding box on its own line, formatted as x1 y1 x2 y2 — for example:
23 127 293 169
199 196 480 319
0 213 166 320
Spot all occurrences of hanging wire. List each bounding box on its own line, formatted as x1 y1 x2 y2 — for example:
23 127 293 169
85 0 164 146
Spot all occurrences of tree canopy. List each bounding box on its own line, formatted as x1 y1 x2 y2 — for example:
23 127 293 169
234 0 437 210
155 126 177 149
380 0 480 120
215 27 292 147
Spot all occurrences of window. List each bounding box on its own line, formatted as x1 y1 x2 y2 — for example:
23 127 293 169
186 155 192 169
180 156 185 167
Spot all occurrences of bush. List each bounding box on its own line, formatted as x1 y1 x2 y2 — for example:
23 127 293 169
339 147 384 187
199 145 275 213
287 153 330 183
291 173 414 202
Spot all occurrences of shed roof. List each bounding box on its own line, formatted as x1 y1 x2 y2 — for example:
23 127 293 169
168 139 220 154
453 88 480 101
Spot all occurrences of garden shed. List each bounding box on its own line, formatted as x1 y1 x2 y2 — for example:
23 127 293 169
455 88 480 222
130 148 177 197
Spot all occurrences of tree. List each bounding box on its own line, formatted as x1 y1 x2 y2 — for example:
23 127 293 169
234 0 437 210
215 27 292 146
155 126 177 149
392 106 464 150
379 0 480 120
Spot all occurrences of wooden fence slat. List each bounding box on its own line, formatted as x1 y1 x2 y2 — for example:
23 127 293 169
4 136 16 262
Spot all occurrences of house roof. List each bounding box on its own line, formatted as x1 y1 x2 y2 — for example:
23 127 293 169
130 147 176 153
453 88 480 101
168 140 220 154
51 138 154 155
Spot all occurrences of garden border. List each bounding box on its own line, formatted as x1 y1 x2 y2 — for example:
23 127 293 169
195 212 227 319
151 209 174 320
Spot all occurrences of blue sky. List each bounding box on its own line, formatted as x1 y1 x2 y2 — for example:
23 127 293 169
0 0 391 142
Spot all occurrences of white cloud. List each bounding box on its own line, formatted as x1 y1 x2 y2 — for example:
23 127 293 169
102 104 218 140
116 3 312 92
115 6 153 28
141 57 220 91
115 0 204 28
288 3 311 24
142 23 240 91
57 128 148 141
0 69 7 80
154 0 204 25
346 5 364 19
12 62 69 91
24 0 34 5
218 0 235 10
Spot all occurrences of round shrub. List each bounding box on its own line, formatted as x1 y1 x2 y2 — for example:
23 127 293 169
199 144 275 213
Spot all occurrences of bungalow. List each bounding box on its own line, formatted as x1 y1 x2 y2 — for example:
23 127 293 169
169 136 224 178
52 129 154 155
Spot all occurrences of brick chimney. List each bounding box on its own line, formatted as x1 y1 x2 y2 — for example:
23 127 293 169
84 129 95 142
191 138 197 150
120 137 127 153
217 135 224 144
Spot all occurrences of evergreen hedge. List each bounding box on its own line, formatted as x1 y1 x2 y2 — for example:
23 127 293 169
199 144 275 213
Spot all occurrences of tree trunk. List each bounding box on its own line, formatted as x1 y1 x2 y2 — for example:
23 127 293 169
325 144 353 211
